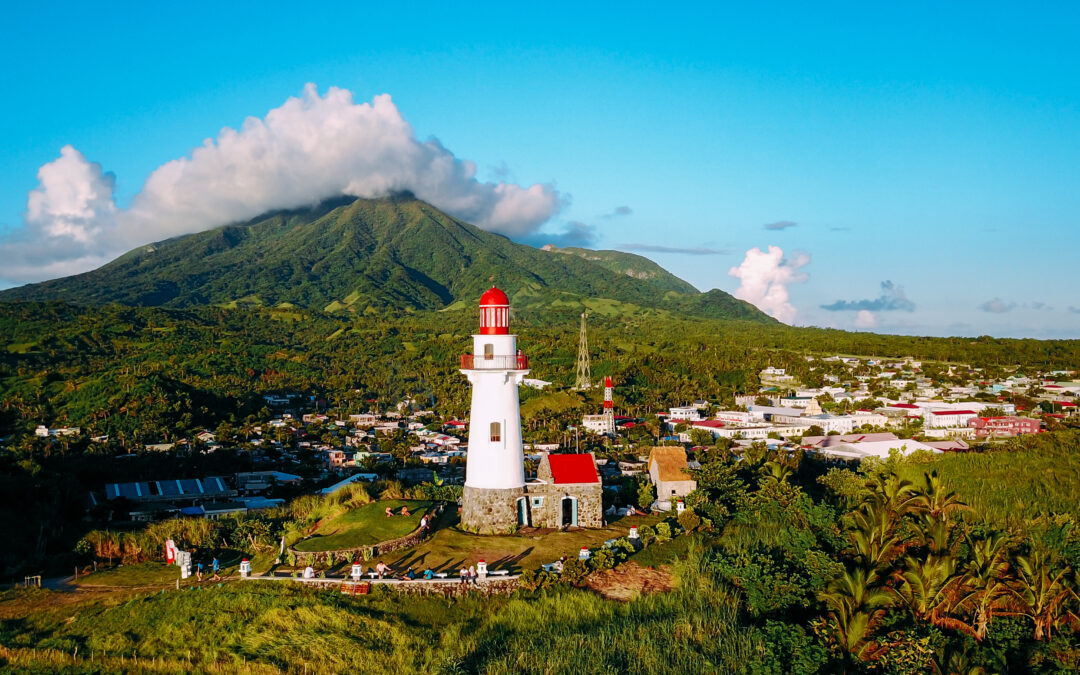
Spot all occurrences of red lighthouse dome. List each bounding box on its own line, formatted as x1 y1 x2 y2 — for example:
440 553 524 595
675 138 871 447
479 287 510 335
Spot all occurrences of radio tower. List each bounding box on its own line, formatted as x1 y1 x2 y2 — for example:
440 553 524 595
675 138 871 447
574 312 592 390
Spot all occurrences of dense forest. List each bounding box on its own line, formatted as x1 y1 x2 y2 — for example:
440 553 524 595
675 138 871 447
4 300 1078 442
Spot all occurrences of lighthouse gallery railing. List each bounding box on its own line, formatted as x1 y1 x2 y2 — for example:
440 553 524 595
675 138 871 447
460 354 529 370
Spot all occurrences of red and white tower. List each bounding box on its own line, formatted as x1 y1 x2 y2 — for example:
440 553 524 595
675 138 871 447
460 287 530 532
603 376 614 411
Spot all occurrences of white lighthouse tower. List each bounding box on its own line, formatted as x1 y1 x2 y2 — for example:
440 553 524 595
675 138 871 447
460 287 530 532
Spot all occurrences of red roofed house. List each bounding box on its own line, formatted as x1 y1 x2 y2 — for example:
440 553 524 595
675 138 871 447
525 453 603 528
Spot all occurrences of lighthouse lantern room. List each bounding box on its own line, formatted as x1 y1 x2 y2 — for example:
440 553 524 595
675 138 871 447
460 287 530 532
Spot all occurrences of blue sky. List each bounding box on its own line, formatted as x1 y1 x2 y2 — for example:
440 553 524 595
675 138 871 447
1 2 1078 337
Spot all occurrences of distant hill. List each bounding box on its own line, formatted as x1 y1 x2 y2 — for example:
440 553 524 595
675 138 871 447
540 246 699 295
0 196 772 322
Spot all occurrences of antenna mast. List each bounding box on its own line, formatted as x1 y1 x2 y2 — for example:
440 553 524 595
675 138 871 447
574 312 592 390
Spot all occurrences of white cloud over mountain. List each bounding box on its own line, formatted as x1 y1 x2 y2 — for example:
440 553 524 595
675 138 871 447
2 84 561 283
728 245 809 324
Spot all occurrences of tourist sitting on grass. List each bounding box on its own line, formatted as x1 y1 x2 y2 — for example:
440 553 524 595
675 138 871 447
385 506 394 518
419 515 428 531
459 567 469 584
400 505 410 516
423 569 435 580
553 557 566 573
406 567 416 580
375 561 391 579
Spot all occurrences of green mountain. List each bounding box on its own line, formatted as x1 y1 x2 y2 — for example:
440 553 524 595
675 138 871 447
0 196 771 322
540 246 699 295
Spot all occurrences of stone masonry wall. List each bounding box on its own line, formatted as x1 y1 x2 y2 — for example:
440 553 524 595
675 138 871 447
461 485 524 534
526 482 603 529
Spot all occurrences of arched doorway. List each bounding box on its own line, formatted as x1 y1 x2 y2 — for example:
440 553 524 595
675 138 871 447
517 497 528 527
561 497 578 527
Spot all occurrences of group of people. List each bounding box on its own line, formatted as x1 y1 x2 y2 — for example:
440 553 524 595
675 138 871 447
360 560 486 583
458 565 480 584
194 556 222 582
385 505 412 518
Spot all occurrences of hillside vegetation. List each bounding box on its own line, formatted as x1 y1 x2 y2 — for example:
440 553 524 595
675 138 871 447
0 196 768 322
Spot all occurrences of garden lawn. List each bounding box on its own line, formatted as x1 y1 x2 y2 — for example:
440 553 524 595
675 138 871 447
294 500 433 552
370 514 664 574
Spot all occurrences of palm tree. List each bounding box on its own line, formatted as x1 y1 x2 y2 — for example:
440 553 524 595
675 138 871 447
893 553 971 635
1009 548 1072 641
957 532 1013 640
819 567 894 662
761 460 793 485
849 503 902 571
863 472 919 517
911 471 968 519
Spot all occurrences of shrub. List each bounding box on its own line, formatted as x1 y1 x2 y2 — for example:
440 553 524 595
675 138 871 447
588 547 617 572
560 558 590 586
678 508 702 533
519 568 560 591
654 522 672 543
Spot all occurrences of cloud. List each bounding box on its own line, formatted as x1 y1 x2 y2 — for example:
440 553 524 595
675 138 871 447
821 280 916 312
830 226 851 232
618 243 728 255
1026 301 1052 311
1070 307 1080 314
602 206 632 218
854 310 877 329
979 297 1015 314
727 245 809 324
522 220 596 248
763 220 797 231
2 84 562 284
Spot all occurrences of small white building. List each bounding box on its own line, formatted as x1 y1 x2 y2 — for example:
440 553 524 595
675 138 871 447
924 410 978 429
668 406 703 421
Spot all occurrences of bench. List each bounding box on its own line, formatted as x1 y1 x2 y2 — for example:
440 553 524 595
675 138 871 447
603 538 619 548
490 570 510 577
367 572 379 579
435 573 448 579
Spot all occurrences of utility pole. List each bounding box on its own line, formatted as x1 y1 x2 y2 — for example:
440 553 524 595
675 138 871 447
574 312 591 390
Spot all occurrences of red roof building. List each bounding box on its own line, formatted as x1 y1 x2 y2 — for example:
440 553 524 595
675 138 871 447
547 453 600 484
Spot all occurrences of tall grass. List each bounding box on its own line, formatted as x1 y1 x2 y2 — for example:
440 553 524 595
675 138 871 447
896 430 1080 528
1 549 769 674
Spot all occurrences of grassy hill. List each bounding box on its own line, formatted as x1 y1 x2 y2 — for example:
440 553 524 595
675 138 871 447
0 196 770 323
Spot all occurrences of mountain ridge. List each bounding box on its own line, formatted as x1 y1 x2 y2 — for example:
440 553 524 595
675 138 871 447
0 196 773 323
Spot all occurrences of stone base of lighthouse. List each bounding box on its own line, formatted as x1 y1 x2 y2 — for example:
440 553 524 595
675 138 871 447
461 486 524 534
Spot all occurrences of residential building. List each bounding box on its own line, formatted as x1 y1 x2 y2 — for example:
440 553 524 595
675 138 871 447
648 447 697 503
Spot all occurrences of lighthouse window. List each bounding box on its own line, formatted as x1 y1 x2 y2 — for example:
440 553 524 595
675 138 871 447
490 422 501 442
483 343 494 360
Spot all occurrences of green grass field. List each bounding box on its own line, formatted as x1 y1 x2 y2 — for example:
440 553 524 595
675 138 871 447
0 551 762 674
366 514 663 575
293 500 433 552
